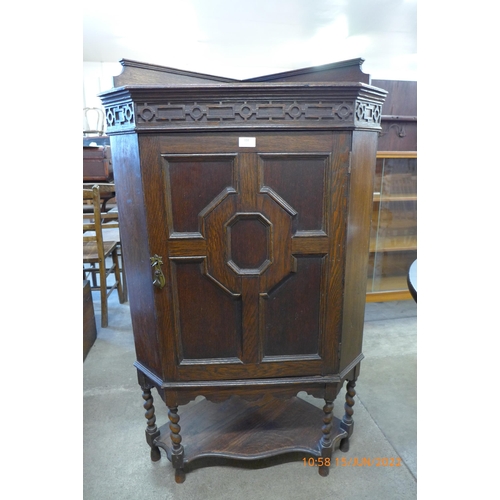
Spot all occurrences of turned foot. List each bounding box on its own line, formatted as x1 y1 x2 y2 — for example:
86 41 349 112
175 468 186 484
318 465 330 477
141 385 161 461
150 446 161 462
339 437 350 452
339 379 356 453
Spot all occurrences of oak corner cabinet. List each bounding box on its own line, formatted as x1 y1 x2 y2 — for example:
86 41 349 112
99 81 387 483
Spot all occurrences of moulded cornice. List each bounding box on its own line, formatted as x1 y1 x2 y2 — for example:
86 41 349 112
99 82 387 134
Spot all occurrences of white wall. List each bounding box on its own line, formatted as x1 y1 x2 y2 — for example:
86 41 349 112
83 62 122 132
83 61 122 108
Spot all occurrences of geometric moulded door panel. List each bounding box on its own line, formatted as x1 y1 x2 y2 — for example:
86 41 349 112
164 151 333 367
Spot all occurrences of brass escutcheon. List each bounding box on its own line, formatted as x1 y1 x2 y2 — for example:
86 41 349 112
150 254 166 289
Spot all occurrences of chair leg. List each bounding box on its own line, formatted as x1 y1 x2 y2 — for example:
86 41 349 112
99 258 108 328
90 264 98 288
112 250 125 304
121 265 128 302
119 246 128 303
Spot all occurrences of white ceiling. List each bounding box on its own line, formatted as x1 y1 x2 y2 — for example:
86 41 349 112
83 0 417 81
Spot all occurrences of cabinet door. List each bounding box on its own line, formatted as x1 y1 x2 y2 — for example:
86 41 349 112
141 132 350 381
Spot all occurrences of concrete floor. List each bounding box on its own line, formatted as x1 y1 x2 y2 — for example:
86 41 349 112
83 292 417 500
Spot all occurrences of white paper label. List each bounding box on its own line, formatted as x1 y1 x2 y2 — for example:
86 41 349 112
239 137 256 147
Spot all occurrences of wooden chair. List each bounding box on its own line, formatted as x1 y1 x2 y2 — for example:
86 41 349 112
83 183 127 301
105 206 128 302
83 184 125 327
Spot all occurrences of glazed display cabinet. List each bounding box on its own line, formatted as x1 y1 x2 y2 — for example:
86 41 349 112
99 79 386 483
367 152 417 301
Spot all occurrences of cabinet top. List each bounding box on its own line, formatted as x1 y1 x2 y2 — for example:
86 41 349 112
99 82 387 135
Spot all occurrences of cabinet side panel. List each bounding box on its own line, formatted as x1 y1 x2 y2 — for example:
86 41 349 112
340 131 379 373
322 132 351 374
109 134 163 376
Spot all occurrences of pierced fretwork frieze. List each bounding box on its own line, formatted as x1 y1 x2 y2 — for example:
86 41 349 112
135 101 356 126
355 101 382 125
104 99 383 132
105 102 135 130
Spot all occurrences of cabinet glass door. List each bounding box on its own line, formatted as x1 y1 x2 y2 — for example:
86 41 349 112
367 152 417 301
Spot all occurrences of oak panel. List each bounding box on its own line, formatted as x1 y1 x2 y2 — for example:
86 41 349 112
228 215 270 271
260 154 329 233
263 256 324 357
173 260 242 361
163 154 236 234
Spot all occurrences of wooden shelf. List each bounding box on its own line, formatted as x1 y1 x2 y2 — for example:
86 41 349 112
366 290 412 302
369 235 417 253
155 395 347 473
367 275 410 293
366 275 412 302
376 151 417 159
373 193 417 202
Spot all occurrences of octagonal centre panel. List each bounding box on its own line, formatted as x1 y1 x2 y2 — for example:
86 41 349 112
226 213 272 275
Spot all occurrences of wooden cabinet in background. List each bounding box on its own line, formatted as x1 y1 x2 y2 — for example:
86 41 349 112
368 79 417 301
83 280 97 361
83 145 113 182
367 152 417 301
372 79 417 153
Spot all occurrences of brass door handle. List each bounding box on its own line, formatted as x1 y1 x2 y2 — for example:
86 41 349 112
150 254 166 289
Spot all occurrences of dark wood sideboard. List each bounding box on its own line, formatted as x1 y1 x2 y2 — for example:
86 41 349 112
83 145 113 182
99 77 386 483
